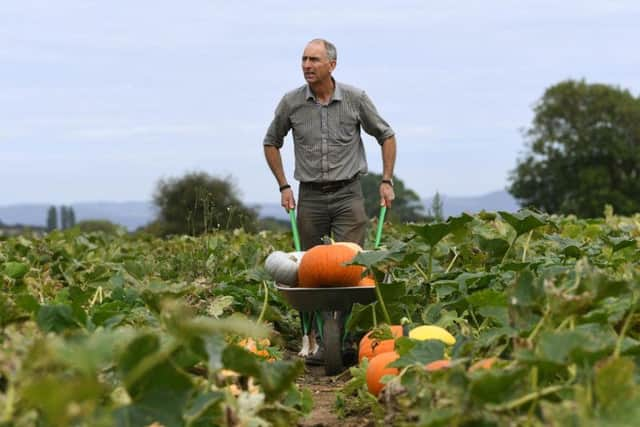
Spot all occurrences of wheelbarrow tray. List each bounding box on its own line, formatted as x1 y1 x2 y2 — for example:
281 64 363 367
275 284 376 312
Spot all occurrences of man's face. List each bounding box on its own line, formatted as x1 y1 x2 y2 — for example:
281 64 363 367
301 42 336 85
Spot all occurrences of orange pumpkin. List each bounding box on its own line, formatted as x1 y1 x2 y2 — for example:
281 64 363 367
335 241 364 252
425 359 452 372
468 357 498 372
238 338 275 362
298 243 365 287
366 351 400 396
357 276 375 287
358 325 404 362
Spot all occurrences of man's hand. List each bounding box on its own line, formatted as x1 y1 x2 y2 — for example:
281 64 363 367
281 188 296 211
380 182 395 208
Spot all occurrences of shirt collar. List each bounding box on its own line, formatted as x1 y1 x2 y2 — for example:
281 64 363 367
305 78 343 102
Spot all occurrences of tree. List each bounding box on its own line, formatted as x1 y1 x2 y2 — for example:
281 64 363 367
151 171 257 236
429 191 444 221
46 206 57 231
60 206 68 230
68 207 76 228
360 172 427 223
509 80 640 217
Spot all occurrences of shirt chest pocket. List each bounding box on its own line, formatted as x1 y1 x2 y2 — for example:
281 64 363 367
334 111 359 144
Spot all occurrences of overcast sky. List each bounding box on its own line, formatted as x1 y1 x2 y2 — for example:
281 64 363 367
2 1 639 205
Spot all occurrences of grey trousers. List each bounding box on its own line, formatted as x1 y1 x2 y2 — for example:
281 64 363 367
297 179 369 250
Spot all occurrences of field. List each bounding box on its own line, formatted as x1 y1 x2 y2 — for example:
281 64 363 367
2 208 640 426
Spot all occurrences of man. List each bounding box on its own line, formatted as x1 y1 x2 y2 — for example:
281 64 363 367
263 39 397 365
263 38 397 250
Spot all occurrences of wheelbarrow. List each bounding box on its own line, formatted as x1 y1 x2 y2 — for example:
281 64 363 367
276 207 387 375
276 283 376 375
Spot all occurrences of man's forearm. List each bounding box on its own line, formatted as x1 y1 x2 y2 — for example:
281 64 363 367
381 136 396 180
264 145 289 187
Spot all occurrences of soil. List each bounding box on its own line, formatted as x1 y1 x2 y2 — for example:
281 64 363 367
295 362 374 427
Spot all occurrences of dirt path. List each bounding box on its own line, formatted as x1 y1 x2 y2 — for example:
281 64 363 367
296 363 374 427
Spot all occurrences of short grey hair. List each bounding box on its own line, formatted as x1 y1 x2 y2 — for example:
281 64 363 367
309 38 337 62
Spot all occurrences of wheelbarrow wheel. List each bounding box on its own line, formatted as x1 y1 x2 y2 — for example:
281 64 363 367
322 312 344 376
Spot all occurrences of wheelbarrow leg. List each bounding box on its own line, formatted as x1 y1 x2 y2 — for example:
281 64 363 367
322 311 344 375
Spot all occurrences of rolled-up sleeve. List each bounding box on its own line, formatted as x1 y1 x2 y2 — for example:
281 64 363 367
359 92 395 145
263 96 291 148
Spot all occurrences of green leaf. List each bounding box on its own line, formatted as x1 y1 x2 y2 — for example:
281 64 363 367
52 329 133 376
498 209 548 237
117 334 194 426
221 344 263 378
377 281 406 304
563 245 583 258
118 333 161 378
36 304 81 333
477 306 509 327
502 261 536 272
0 293 29 327
183 391 225 426
3 261 29 279
410 214 473 247
345 302 376 331
91 301 131 326
535 323 617 365
410 222 451 246
432 280 458 299
207 295 234 318
392 337 445 367
478 237 510 266
418 407 463 427
14 293 39 314
22 375 106 426
467 288 508 308
124 260 147 280
257 359 304 402
222 345 304 401
511 269 543 307
477 326 518 348
594 357 636 413
607 236 637 253
446 212 474 231
469 368 526 404
545 234 584 258
203 334 226 372
350 248 395 269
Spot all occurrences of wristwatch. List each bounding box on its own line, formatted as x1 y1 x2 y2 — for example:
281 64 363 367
381 179 394 187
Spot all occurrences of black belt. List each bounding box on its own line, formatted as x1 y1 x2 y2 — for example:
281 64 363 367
301 175 359 193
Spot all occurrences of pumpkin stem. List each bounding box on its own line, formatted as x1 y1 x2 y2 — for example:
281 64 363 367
321 235 334 245
257 280 269 324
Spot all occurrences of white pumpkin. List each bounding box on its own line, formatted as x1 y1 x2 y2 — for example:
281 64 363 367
265 251 305 286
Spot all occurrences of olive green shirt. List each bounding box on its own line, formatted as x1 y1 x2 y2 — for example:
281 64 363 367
263 81 395 183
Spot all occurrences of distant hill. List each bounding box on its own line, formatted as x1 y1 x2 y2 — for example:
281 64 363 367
422 190 520 218
253 190 521 221
0 202 157 231
0 191 520 231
